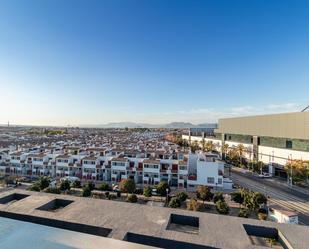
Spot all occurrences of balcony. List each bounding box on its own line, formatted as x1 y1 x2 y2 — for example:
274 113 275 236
188 174 197 181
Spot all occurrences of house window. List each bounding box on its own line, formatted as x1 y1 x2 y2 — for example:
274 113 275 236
218 178 222 184
207 177 215 184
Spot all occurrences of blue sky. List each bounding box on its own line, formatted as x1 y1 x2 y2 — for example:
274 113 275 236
0 0 309 126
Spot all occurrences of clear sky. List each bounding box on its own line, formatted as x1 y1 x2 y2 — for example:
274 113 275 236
0 0 309 126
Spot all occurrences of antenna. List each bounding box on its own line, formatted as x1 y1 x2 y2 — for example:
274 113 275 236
301 105 309 112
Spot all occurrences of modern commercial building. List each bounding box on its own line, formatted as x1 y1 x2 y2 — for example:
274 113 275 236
184 111 309 178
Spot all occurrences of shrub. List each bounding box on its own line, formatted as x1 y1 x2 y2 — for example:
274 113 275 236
196 186 213 203
143 186 152 197
176 192 188 202
168 197 181 208
39 177 50 190
119 179 136 194
215 200 229 214
99 182 110 191
60 179 71 191
127 194 138 203
258 212 268 221
28 183 41 192
71 180 81 188
134 188 143 195
213 192 224 204
108 194 117 200
231 192 244 206
238 208 249 218
84 181 95 191
187 198 204 211
156 181 169 196
82 186 92 197
44 187 61 194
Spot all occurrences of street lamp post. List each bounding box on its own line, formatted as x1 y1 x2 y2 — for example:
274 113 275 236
165 188 169 206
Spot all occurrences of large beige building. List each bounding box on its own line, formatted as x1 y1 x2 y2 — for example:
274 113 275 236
184 111 309 178
215 112 309 141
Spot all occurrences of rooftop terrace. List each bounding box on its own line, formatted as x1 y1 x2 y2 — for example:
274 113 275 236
0 189 308 249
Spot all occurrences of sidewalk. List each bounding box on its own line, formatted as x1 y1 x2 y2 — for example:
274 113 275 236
231 166 309 196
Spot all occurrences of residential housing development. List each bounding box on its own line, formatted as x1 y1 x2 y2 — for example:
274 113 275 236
0 128 230 190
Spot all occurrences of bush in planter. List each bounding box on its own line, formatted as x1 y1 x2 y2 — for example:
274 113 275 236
84 181 95 191
258 208 268 221
119 179 136 194
28 183 41 192
99 182 110 191
215 200 229 215
127 194 138 203
156 181 169 196
186 198 205 211
60 179 71 191
213 192 224 204
258 212 268 220
44 187 61 194
196 185 213 203
168 197 181 208
143 186 152 197
134 188 143 195
176 192 188 202
82 186 92 197
108 194 117 200
71 180 81 188
238 208 249 218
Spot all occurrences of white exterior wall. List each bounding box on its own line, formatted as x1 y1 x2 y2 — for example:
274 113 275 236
258 146 309 166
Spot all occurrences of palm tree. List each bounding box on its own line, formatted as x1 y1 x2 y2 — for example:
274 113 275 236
205 141 215 152
236 144 245 165
222 143 229 157
200 139 206 151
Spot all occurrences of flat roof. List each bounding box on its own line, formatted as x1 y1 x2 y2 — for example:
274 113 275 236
0 189 308 249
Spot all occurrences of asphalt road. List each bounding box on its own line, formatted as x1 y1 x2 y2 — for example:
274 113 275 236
230 169 309 226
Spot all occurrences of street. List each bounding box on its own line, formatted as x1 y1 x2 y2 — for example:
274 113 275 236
230 169 309 225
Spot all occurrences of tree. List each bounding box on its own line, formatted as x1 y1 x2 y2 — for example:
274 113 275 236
213 192 224 204
156 181 169 196
285 160 309 185
222 143 229 156
200 139 206 151
127 194 138 203
119 179 136 194
205 141 215 152
168 197 181 208
252 192 267 207
38 177 50 190
143 186 152 197
60 179 71 191
190 141 200 153
99 182 110 191
176 192 188 202
215 199 229 214
196 185 213 203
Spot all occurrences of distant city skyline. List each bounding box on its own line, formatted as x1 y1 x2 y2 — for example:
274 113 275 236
1 0 309 126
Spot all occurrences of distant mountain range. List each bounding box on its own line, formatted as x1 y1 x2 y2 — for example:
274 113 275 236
80 122 217 129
